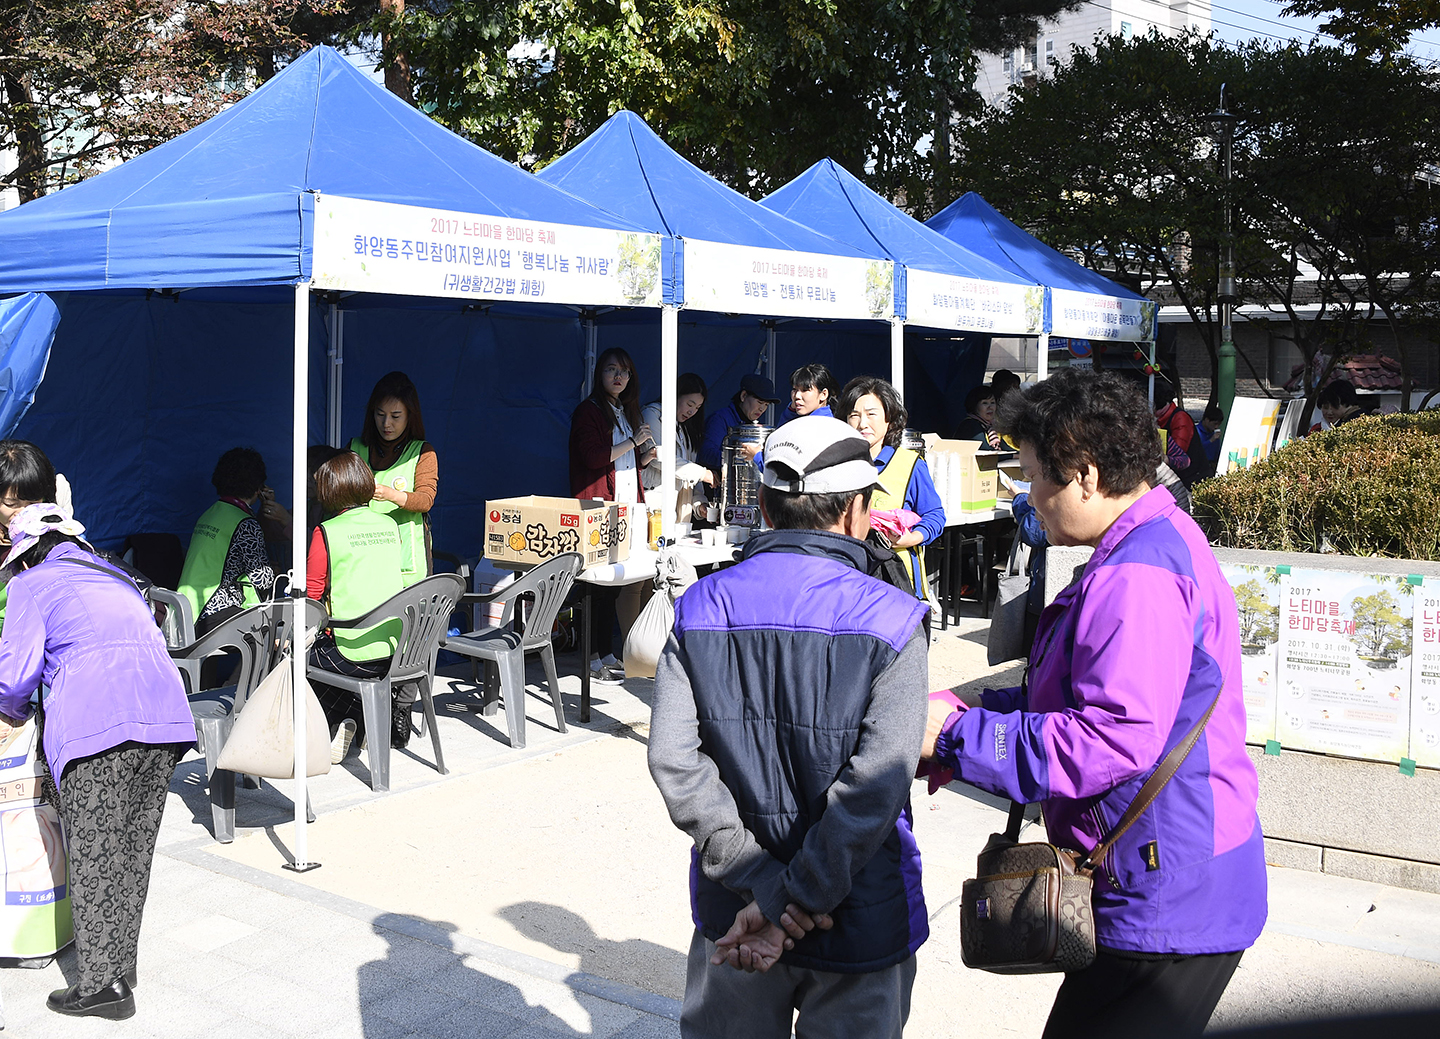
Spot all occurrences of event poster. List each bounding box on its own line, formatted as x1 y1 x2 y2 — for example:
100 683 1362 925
311 194 665 308
1048 287 1157 342
904 268 1042 336
1411 578 1440 768
1276 569 1413 762
681 238 893 321
1220 563 1281 744
1217 396 1283 475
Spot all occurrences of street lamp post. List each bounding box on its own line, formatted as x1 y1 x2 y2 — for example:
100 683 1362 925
1210 85 1239 428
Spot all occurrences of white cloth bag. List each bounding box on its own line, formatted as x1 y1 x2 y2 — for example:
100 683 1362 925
624 548 698 678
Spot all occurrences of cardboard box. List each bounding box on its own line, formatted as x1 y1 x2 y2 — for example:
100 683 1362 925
997 460 1026 501
924 439 1004 515
484 495 631 569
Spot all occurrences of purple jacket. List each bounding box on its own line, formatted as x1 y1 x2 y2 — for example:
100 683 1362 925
0 543 194 784
934 486 1266 954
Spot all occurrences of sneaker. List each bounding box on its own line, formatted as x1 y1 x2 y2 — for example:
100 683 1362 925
391 700 413 749
590 662 625 685
330 718 357 765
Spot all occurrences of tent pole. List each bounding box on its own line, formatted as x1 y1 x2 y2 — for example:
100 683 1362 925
890 318 904 398
287 280 319 873
1148 340 1156 406
1037 332 1050 382
582 314 597 398
660 305 678 539
765 322 777 426
328 304 344 448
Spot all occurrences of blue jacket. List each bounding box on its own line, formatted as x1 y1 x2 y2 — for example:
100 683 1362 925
699 401 747 472
649 529 931 973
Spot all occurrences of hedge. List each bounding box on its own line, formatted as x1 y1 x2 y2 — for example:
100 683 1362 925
1191 411 1440 561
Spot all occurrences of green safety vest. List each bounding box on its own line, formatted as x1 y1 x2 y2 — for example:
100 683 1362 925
322 506 404 663
177 500 262 619
350 437 427 587
871 447 930 601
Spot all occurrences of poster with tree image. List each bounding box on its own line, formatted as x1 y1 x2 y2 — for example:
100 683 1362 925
1220 564 1280 744
1277 569 1413 762
1411 579 1440 768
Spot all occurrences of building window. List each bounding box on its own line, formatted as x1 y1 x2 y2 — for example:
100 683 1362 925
1004 51 1014 75
1121 20 1133 39
1045 39 1055 66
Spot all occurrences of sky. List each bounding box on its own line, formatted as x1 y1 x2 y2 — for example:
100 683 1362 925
1202 0 1440 62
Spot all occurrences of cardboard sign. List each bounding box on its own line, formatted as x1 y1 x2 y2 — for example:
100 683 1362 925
484 496 631 569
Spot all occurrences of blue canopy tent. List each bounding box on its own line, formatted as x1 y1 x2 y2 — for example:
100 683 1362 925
0 45 665 858
537 111 921 491
0 293 60 436
762 159 1045 431
926 192 1159 381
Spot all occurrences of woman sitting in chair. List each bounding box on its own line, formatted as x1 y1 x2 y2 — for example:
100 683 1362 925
306 451 406 760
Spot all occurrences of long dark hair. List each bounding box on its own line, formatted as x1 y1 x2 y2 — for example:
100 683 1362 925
677 372 707 446
360 371 426 452
588 348 642 433
0 440 56 502
17 529 86 570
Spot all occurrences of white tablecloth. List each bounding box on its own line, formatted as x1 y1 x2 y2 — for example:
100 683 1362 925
577 540 740 586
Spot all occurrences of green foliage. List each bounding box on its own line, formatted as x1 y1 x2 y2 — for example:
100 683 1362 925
955 32 1440 407
1349 589 1410 658
1192 411 1440 560
379 0 1082 209
1284 0 1440 57
1234 578 1279 645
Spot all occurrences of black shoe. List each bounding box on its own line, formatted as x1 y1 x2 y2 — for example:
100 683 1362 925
47 978 135 1019
390 700 413 749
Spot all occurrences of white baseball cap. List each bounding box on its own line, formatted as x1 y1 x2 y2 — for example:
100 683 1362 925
761 416 884 495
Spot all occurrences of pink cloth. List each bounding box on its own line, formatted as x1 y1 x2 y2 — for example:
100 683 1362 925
916 689 966 793
870 507 923 542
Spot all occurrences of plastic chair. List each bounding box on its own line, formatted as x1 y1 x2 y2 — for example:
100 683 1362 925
440 553 584 750
169 605 280 843
150 586 200 693
307 574 464 793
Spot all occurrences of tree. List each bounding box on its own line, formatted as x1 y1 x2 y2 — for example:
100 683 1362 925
1235 578 1279 645
1283 0 1440 57
0 2 350 202
953 32 1440 413
380 0 1081 212
1350 589 1409 659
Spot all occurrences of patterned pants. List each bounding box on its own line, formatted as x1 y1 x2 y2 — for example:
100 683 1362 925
57 741 185 995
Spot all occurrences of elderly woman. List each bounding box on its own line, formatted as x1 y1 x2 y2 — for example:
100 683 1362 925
0 505 194 1020
921 369 1265 1038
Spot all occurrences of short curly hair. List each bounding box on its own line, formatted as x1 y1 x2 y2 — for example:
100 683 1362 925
211 447 267 499
995 368 1160 495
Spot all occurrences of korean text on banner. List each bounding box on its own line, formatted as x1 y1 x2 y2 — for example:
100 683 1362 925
312 195 664 308
1050 287 1157 342
1412 578 1440 767
681 238 893 320
1276 569 1413 763
905 268 1042 336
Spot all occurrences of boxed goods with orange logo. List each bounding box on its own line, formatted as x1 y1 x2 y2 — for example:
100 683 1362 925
484 496 631 569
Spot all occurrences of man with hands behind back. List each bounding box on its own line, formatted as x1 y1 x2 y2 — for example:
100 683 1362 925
649 415 930 1038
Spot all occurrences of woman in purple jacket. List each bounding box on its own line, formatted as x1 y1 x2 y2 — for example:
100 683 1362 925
922 369 1265 1038
0 505 195 1021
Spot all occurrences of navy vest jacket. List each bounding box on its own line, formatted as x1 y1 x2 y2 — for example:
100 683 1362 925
672 529 929 973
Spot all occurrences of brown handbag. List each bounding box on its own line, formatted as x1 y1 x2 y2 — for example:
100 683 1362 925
958 685 1223 974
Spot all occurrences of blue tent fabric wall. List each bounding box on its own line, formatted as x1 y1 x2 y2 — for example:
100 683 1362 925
0 292 61 437
334 302 586 557
14 293 328 550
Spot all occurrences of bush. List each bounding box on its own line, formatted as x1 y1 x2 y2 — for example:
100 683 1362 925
1191 411 1440 560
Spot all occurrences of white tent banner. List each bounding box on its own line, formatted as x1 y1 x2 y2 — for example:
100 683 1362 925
682 238 892 320
905 268 1042 336
312 194 664 307
1051 287 1157 341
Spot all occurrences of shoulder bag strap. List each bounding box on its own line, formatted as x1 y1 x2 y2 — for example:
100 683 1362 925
56 555 147 601
1079 683 1225 871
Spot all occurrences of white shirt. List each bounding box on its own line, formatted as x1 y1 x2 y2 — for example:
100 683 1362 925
641 401 709 491
611 403 639 504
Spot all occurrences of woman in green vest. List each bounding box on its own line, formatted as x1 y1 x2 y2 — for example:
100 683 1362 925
349 372 437 588
177 448 282 636
840 376 946 601
307 451 407 759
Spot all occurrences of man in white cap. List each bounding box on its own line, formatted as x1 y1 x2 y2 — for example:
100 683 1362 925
649 416 930 1038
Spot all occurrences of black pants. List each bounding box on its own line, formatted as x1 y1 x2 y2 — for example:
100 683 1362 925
58 741 186 995
308 634 415 746
588 585 621 659
1042 948 1243 1039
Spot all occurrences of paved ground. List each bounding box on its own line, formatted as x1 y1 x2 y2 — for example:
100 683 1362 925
1 612 1438 1037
